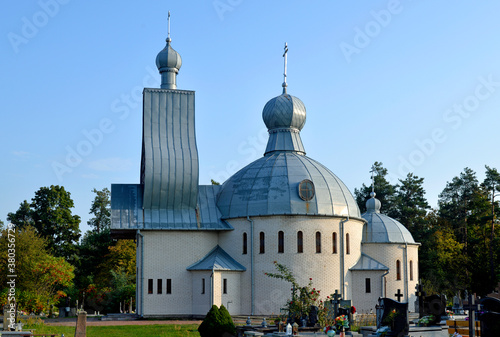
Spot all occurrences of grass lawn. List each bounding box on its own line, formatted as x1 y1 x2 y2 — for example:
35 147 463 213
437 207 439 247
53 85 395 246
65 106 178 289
22 323 201 337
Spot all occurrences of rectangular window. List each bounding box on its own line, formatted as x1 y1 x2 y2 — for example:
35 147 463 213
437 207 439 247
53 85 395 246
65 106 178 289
223 278 227 294
166 278 172 294
148 279 153 294
157 279 163 294
202 278 205 294
365 278 371 293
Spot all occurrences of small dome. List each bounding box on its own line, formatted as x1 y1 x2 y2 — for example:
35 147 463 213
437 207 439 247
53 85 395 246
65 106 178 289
362 196 415 244
262 93 306 131
216 152 361 219
156 39 182 73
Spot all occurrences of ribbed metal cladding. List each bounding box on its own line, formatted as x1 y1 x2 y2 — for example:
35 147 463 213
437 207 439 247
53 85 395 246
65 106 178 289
362 210 416 243
216 151 361 219
141 88 198 210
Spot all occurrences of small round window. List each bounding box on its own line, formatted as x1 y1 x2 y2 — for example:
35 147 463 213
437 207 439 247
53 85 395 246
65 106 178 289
298 179 315 201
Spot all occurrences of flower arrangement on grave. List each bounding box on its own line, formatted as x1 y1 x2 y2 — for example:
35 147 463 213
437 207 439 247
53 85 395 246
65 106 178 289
335 314 349 331
323 325 335 335
417 315 433 326
446 310 454 318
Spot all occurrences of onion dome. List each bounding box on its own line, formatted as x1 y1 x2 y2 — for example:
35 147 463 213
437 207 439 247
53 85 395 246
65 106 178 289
362 192 415 243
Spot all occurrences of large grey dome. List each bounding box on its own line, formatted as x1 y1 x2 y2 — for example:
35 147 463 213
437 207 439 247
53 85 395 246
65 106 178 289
216 152 361 219
362 195 415 243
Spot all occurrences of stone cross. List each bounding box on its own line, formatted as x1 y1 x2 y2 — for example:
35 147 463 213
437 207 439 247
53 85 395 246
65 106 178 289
395 289 404 302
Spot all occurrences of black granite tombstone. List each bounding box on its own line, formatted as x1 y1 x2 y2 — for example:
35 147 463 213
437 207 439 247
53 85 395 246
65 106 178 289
308 305 319 327
376 297 409 337
479 297 500 337
422 294 446 325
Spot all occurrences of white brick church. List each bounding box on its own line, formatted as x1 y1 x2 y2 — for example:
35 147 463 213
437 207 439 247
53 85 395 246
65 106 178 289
110 26 419 317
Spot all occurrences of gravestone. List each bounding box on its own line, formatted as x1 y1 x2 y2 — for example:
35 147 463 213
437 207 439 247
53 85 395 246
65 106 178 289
452 294 463 314
308 305 318 327
422 294 446 325
376 297 409 337
479 297 500 337
75 311 87 337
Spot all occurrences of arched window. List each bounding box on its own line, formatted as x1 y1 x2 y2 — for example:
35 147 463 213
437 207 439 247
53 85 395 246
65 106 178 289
243 232 247 255
316 232 321 253
259 232 265 254
346 233 350 255
332 232 337 254
278 231 284 253
409 260 413 281
297 231 303 253
396 260 401 280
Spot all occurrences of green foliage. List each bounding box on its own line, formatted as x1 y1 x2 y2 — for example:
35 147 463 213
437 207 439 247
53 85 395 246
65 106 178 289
88 188 111 233
354 162 396 214
8 185 81 261
198 304 235 337
0 226 74 313
211 179 221 185
265 261 322 320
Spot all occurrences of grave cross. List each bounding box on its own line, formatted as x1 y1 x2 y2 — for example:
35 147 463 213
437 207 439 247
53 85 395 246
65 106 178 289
415 283 426 317
331 289 341 317
395 289 404 302
463 293 480 337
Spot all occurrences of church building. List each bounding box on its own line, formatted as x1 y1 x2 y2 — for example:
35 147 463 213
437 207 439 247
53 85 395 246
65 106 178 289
110 23 419 317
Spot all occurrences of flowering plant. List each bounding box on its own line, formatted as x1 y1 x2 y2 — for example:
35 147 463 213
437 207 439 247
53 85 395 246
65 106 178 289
323 325 335 334
335 314 349 330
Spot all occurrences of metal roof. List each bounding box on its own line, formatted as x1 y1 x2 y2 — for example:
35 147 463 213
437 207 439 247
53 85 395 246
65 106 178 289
141 88 199 211
263 93 306 155
350 253 389 271
362 196 416 244
111 184 231 231
216 151 362 219
186 245 246 271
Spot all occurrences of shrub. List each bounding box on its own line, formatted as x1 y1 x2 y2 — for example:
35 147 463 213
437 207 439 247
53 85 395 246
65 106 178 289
198 304 236 337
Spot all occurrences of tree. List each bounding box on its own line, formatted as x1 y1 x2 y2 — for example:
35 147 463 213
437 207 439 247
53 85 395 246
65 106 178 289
0 226 74 313
198 304 236 337
88 188 111 234
392 173 430 237
8 186 81 261
438 167 494 294
354 162 396 214
7 200 34 230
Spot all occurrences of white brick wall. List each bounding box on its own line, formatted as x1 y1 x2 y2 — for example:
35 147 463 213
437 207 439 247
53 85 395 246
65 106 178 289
137 216 419 316
139 230 218 316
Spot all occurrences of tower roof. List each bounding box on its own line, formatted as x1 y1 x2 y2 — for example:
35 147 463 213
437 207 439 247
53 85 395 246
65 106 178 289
156 12 182 89
362 193 415 244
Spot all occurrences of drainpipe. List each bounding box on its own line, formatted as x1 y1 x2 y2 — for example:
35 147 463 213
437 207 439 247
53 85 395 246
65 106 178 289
210 267 215 307
340 217 349 298
137 230 144 317
246 216 255 315
403 243 408 303
381 271 389 298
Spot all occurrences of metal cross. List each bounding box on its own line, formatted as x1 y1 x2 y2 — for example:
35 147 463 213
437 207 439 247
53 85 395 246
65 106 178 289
395 289 404 302
370 164 376 194
167 11 171 40
282 42 288 94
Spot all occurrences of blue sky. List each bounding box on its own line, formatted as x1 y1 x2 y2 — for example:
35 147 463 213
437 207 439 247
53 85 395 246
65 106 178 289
2 1 500 234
